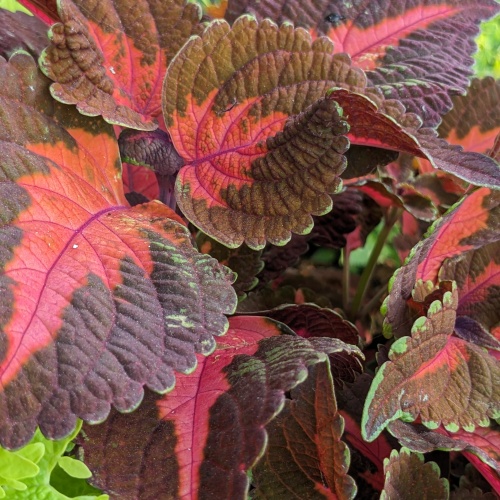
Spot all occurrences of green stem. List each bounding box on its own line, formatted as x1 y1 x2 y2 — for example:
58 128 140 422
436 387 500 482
350 207 401 319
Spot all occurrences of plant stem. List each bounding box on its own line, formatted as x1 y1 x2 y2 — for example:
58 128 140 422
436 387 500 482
342 247 350 312
350 207 400 319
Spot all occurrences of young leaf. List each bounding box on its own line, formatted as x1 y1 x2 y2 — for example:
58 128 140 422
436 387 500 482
381 448 449 499
363 283 500 442
78 316 362 498
0 52 237 450
163 17 370 249
2 420 108 499
226 0 500 127
39 0 204 130
252 361 357 499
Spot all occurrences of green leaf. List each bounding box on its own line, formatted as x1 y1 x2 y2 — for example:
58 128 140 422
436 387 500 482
57 457 92 480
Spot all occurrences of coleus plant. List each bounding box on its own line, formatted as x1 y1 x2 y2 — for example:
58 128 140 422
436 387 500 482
0 0 499 497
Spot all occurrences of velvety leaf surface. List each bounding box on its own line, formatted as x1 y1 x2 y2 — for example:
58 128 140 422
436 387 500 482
163 17 369 249
39 0 204 130
381 448 449 499
0 52 237 450
389 420 500 472
80 316 362 498
197 231 264 296
438 78 500 154
0 9 48 59
252 361 357 499
363 283 500 442
384 187 500 339
226 0 500 127
439 242 500 350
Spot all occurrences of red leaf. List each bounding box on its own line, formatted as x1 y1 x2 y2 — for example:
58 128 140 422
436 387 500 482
440 242 500 350
389 420 500 473
363 283 500 442
17 0 59 24
163 17 368 248
79 316 362 498
464 452 500 496
39 0 204 129
225 0 500 127
384 188 500 339
328 88 500 189
337 373 394 495
0 52 237 449
252 362 357 499
439 78 500 154
122 163 159 200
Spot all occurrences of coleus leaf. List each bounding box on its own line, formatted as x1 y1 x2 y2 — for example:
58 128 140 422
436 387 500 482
118 129 185 176
384 187 500 339
79 316 363 498
438 77 500 154
362 282 500 442
252 361 357 499
164 17 500 249
196 231 264 297
381 448 449 499
0 52 237 450
122 163 159 201
256 188 373 285
439 242 500 350
389 420 500 473
336 373 395 496
463 453 500 497
328 88 500 189
225 0 500 127
0 8 48 59
39 0 204 130
163 16 368 249
246 303 363 383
